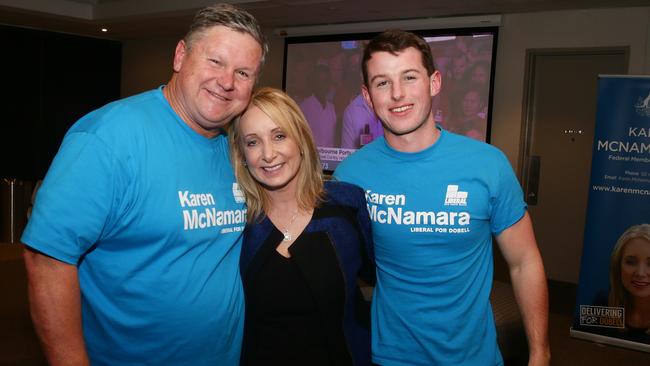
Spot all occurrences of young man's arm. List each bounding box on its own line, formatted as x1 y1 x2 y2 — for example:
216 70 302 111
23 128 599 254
495 212 551 366
23 247 90 366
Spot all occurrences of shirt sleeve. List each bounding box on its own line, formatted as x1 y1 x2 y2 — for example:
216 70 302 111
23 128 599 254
21 131 125 264
332 152 356 183
489 150 527 235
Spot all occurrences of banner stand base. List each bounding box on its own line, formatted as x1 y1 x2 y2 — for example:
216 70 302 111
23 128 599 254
569 327 650 353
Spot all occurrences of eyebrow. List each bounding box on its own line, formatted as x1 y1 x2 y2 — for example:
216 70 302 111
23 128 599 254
206 50 258 76
369 68 421 84
243 127 283 138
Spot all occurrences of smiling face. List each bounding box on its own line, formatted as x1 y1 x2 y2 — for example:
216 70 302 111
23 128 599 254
238 105 302 193
170 26 262 138
361 47 441 147
621 237 650 299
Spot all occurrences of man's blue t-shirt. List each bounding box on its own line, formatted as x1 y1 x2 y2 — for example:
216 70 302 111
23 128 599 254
22 88 247 366
334 129 525 366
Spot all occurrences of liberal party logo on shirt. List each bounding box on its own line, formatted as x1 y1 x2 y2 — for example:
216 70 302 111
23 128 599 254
232 183 245 204
444 185 468 206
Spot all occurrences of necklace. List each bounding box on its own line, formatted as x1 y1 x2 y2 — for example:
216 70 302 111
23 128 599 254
281 210 299 242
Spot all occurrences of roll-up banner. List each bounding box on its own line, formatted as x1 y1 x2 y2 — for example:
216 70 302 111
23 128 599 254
571 75 650 352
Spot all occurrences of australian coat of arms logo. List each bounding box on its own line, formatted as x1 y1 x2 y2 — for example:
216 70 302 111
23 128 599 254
634 90 650 117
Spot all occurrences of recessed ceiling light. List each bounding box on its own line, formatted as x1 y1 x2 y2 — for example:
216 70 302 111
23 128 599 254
101 28 108 32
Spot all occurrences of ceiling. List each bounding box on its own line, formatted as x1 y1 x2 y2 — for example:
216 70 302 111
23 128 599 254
1 0 650 40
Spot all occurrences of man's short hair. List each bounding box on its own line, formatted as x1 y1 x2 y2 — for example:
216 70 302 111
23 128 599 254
362 29 436 86
184 3 269 67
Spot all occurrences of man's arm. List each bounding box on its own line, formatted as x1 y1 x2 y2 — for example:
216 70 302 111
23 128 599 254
23 247 90 366
495 212 551 366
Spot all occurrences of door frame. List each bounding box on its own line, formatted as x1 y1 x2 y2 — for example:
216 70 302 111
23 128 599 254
518 47 630 196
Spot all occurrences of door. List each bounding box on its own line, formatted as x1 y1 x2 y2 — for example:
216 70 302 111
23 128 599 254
521 49 628 284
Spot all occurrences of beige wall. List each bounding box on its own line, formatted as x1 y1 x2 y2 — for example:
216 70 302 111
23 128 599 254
121 36 178 97
493 7 650 172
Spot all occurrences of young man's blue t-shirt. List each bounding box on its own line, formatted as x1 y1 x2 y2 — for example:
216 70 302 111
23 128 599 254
22 87 246 366
334 129 526 366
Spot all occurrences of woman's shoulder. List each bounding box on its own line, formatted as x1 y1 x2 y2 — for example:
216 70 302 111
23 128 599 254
323 180 366 205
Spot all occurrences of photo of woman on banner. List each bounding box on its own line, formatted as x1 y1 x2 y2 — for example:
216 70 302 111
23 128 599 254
608 224 650 341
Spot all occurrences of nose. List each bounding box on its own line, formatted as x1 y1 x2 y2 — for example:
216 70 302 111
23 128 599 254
218 71 234 92
391 81 403 101
634 263 649 277
261 141 276 162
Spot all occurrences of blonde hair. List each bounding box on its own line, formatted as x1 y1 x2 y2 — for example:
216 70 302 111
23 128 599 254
229 87 325 222
608 224 650 308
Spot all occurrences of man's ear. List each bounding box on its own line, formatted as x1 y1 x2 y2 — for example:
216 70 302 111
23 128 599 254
172 40 187 73
429 70 442 97
361 85 374 110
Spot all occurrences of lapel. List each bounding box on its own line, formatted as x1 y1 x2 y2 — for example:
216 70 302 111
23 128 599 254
241 218 280 286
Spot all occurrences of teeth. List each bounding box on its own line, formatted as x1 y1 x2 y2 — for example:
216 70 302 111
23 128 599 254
263 164 282 172
391 105 412 113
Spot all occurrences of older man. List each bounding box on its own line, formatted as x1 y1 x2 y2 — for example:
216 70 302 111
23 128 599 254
22 4 267 366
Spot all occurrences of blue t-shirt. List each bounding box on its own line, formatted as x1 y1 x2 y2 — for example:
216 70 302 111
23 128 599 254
334 129 525 366
22 88 247 366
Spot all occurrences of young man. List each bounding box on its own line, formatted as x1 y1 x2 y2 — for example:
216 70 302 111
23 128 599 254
21 4 267 366
334 29 550 365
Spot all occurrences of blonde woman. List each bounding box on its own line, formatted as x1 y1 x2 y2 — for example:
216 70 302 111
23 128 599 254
230 87 374 365
609 223 650 339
